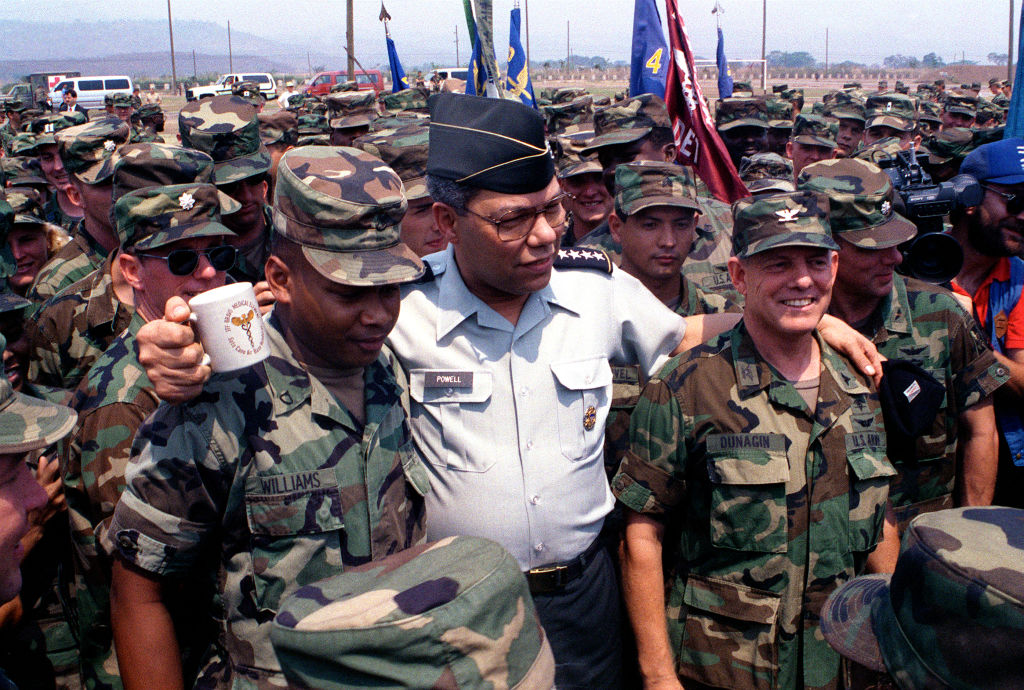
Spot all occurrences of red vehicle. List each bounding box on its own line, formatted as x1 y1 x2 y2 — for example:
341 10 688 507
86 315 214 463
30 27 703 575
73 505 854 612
303 70 383 96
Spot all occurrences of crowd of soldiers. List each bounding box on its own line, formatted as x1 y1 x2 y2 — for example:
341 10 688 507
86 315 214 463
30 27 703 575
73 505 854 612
0 64 1021 690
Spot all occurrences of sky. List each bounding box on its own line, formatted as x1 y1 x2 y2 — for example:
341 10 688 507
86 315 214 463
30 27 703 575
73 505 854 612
0 0 1016 68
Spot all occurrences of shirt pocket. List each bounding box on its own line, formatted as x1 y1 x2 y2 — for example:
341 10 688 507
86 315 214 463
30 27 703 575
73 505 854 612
409 369 494 472
677 574 780 690
244 470 345 614
706 441 789 553
550 357 613 460
846 442 896 553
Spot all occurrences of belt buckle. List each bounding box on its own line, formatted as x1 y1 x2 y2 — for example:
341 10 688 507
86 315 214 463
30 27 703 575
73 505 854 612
528 564 569 594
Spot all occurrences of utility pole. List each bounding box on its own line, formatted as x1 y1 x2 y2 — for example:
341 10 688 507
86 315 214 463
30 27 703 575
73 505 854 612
166 0 177 93
455 25 460 66
1010 0 1016 83
192 49 197 81
227 20 233 72
307 51 313 75
761 0 767 91
346 0 355 78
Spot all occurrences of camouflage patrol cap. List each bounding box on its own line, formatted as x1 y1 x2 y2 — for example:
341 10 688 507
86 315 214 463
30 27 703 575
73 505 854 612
551 132 602 179
178 95 271 185
257 110 298 147
273 146 424 286
811 101 827 115
715 97 769 132
614 161 700 217
110 92 133 109
845 81 863 89
329 81 359 93
925 127 974 166
114 182 235 251
271 536 555 690
790 113 837 149
30 112 83 147
865 93 917 131
103 93 115 108
944 93 978 117
731 189 837 258
738 152 796 195
542 95 594 136
895 80 909 94
6 188 46 227
579 93 671 154
772 83 788 94
57 116 131 184
0 332 75 453
3 98 25 113
297 113 329 136
380 87 429 115
552 87 588 104
822 507 1024 689
8 133 36 157
828 90 867 123
135 103 162 120
230 80 262 106
353 121 430 200
1 157 47 188
766 97 795 128
732 81 754 96
798 158 916 249
917 100 943 125
327 91 378 130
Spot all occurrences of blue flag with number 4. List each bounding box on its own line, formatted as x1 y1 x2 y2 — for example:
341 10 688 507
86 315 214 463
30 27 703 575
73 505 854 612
629 0 667 98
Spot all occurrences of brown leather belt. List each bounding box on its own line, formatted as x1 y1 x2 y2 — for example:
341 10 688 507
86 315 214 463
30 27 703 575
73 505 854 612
524 538 604 595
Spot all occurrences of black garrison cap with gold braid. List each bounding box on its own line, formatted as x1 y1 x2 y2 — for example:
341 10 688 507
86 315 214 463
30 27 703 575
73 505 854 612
427 93 555 194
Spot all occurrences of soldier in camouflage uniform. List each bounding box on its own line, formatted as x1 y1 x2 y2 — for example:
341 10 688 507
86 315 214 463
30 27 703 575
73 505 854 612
256 110 297 195
942 94 978 130
179 95 274 284
822 506 1024 689
295 113 330 146
614 190 899 690
860 93 920 154
0 99 27 156
28 143 227 394
271 536 555 689
64 181 237 690
917 100 944 137
110 93 133 125
26 117 129 307
738 152 796 196
28 113 86 237
129 103 164 143
379 87 430 117
550 132 613 247
787 113 837 177
541 94 594 137
715 97 770 168
765 96 794 156
230 80 264 111
354 121 448 257
326 91 378 146
105 146 429 689
922 126 974 182
4 188 67 298
800 158 1008 532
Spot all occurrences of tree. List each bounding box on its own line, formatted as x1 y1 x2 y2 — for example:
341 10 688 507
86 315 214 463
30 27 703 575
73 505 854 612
883 54 920 69
922 52 945 68
988 52 1009 65
766 50 816 68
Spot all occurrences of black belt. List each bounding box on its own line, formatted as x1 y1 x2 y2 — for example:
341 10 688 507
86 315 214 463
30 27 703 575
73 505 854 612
524 538 604 595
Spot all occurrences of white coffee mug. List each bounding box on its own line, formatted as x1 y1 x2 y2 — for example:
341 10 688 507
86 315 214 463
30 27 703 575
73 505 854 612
188 282 270 373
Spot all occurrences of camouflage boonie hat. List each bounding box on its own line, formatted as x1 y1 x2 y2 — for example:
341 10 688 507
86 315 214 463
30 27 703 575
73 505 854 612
797 158 916 249
614 161 701 217
29 113 81 146
542 95 594 136
3 98 25 113
580 93 671 154
271 536 555 690
715 97 769 131
766 97 795 128
0 332 76 453
135 103 162 120
273 146 424 286
230 80 262 106
111 92 134 109
6 188 47 227
738 152 796 195
925 127 975 166
329 81 358 93
944 93 978 117
353 121 430 201
327 91 378 130
114 182 236 251
257 110 298 147
821 507 1024 689
865 93 917 132
381 87 430 115
790 113 837 148
178 95 271 185
731 189 837 258
551 133 602 179
57 116 131 184
1 157 47 188
110 142 240 219
918 100 944 125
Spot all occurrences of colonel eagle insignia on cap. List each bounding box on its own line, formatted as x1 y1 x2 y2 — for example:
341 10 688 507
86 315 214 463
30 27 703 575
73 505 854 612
776 208 800 222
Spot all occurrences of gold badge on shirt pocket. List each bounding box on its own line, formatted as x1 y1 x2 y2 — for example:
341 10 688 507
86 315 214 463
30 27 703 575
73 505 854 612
583 405 597 430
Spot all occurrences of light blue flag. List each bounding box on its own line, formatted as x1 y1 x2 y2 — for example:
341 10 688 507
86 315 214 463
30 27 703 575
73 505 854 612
505 7 535 106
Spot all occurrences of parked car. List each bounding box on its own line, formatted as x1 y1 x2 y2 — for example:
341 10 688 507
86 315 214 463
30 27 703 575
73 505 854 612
186 73 277 101
427 67 469 82
48 75 133 110
303 70 383 96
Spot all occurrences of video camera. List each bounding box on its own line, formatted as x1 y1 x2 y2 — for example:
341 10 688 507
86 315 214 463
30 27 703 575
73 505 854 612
873 146 982 284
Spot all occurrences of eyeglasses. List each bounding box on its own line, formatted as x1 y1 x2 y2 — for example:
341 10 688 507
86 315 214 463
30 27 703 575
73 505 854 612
463 192 570 241
135 245 237 276
982 185 1024 216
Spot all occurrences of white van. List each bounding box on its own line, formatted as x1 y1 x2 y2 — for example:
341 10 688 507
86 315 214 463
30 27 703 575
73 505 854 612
428 67 469 82
49 75 133 111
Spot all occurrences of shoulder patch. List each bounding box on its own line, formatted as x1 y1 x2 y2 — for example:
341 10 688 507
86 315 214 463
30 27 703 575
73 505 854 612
554 247 613 273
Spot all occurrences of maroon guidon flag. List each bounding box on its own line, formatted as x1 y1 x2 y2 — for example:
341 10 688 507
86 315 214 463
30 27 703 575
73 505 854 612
663 0 749 203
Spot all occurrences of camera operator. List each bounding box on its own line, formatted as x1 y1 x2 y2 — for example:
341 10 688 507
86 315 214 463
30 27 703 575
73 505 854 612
950 137 1024 509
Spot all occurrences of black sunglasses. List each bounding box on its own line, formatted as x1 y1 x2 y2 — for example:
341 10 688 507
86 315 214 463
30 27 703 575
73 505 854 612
982 185 1024 216
135 245 237 276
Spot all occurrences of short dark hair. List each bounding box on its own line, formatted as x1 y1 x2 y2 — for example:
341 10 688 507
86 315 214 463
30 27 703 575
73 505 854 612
64 89 77 98
425 174 480 214
647 126 675 148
